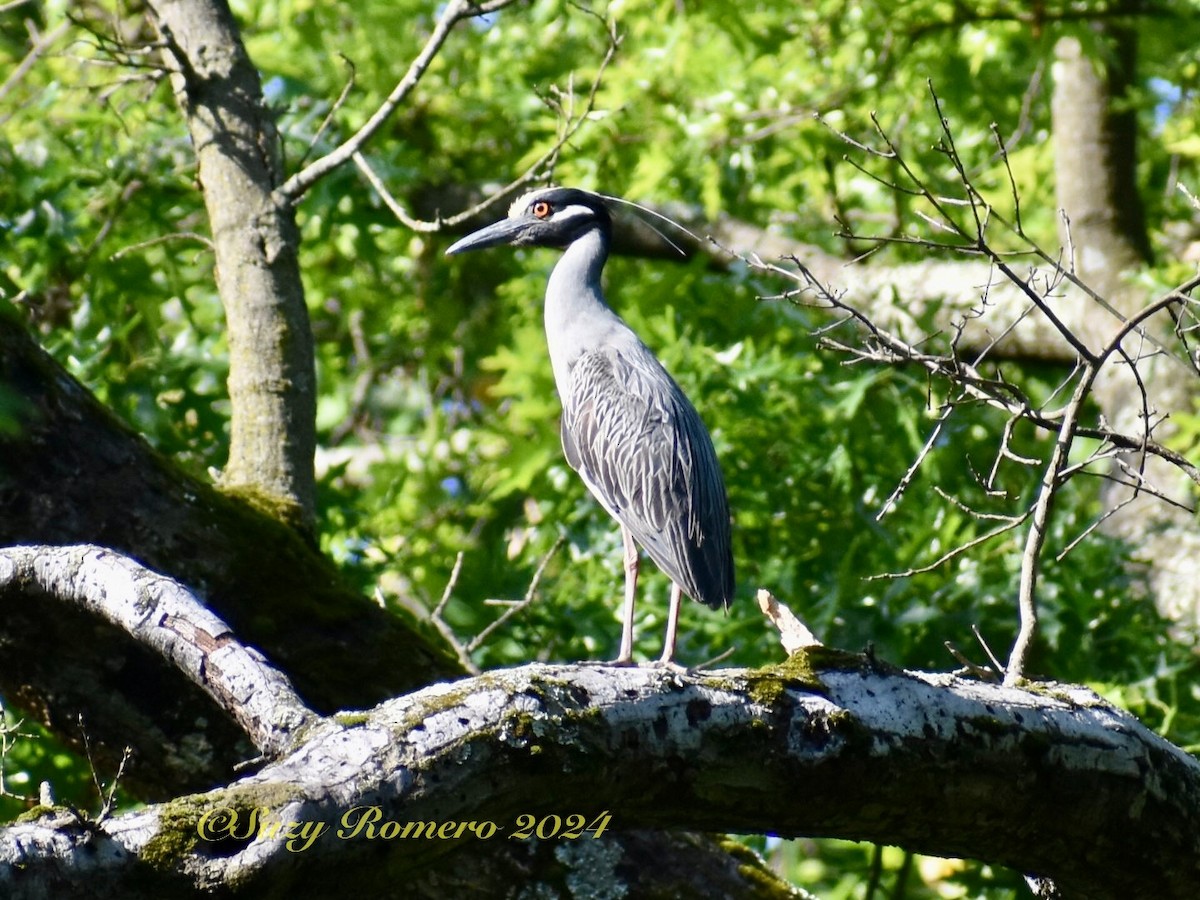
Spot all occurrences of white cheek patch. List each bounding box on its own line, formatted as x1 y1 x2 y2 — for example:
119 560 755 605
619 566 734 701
506 189 597 225
551 204 593 226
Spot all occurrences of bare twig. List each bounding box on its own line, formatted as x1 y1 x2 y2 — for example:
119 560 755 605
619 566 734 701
944 641 998 680
352 151 443 232
972 625 1006 676
876 402 952 520
0 706 35 804
430 551 477 674
296 53 358 170
867 510 1030 580
0 20 70 121
933 486 1024 522
358 6 623 232
327 308 375 446
79 716 132 822
1054 492 1139 562
109 231 214 260
278 0 522 202
468 535 566 655
96 746 133 822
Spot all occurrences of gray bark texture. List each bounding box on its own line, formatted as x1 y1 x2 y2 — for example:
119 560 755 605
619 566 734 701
1051 31 1200 626
149 0 317 525
0 546 1196 899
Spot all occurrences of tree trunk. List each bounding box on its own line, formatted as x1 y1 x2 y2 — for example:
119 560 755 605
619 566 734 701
1052 30 1150 326
148 0 317 526
1052 30 1200 629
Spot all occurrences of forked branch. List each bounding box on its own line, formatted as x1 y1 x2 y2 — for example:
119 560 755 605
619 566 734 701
724 91 1199 683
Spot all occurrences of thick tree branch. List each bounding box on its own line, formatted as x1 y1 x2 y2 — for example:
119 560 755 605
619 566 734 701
0 321 461 795
0 545 317 757
0 328 788 898
2 659 1196 899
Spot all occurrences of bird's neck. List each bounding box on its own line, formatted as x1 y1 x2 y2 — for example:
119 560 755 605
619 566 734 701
546 227 610 314
544 227 620 396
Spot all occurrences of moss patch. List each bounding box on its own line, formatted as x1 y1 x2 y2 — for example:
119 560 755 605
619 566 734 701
142 794 210 868
717 836 807 899
745 645 864 707
14 804 59 824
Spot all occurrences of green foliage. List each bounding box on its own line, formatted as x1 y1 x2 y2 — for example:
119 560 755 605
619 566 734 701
740 838 1036 900
4 0 1200 895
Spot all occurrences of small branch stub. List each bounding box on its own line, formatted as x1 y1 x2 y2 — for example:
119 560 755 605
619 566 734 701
757 589 822 653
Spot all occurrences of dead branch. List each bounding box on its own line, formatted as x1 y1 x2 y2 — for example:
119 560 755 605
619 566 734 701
357 7 623 232
720 90 1200 683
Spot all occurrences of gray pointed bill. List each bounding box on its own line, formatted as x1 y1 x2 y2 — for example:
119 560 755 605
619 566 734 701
445 218 528 255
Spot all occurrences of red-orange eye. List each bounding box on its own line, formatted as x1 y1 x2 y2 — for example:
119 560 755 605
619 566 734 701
532 200 552 219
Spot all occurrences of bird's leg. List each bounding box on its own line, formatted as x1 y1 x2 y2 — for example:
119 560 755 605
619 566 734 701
615 525 639 664
659 582 683 664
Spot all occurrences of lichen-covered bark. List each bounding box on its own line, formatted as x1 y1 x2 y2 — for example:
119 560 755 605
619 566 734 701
0 546 318 758
2 659 1196 899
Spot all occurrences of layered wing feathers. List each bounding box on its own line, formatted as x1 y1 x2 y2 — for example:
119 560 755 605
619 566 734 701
560 345 733 609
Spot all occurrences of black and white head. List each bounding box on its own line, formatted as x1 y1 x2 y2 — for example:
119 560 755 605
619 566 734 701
445 187 612 255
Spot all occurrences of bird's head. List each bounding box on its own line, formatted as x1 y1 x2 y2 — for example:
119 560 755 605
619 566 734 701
445 187 612 255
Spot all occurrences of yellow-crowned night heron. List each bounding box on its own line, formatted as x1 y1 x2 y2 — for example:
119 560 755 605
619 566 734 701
446 187 734 664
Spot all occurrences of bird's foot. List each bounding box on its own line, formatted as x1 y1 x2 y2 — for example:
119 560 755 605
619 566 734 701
652 658 691 675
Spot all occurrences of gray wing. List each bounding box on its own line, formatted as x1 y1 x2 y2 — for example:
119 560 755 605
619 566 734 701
560 345 733 609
